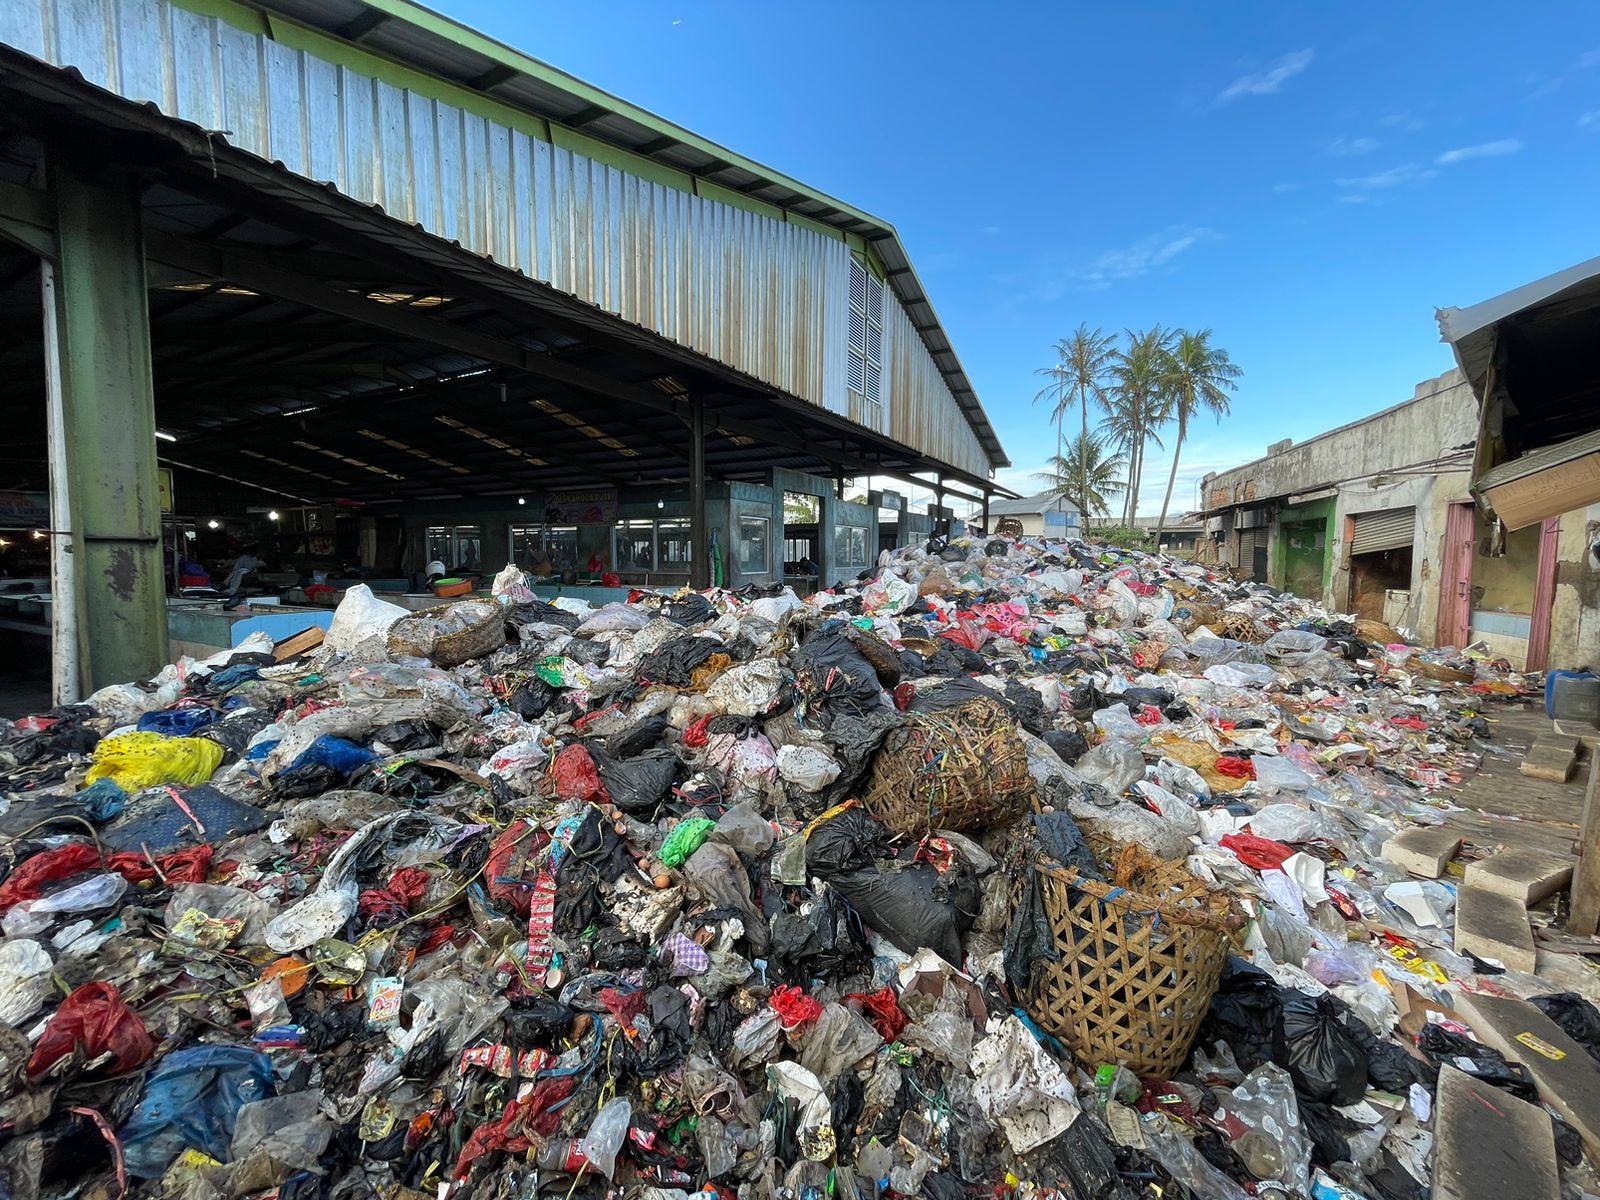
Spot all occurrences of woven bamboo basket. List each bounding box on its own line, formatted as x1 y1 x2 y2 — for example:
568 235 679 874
861 696 1032 838
387 601 506 668
1170 602 1216 634
1027 842 1243 1076
1409 658 1475 685
1355 618 1402 646
1212 611 1265 644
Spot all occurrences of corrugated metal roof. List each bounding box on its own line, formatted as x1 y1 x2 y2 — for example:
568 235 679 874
257 0 1008 468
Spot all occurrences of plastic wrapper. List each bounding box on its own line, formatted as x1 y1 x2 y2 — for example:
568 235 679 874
1216 1063 1313 1196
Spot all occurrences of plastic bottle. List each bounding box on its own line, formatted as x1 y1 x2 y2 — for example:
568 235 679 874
533 1140 590 1174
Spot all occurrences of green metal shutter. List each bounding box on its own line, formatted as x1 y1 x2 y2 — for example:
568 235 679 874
1350 507 1416 554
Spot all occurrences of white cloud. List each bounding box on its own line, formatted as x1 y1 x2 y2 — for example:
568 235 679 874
1379 112 1426 131
1216 49 1314 103
1580 111 1600 128
1434 138 1523 165
1272 182 1301 193
1326 135 1379 156
980 225 1001 235
1074 226 1222 289
1336 162 1438 190
1338 193 1371 204
1577 47 1600 69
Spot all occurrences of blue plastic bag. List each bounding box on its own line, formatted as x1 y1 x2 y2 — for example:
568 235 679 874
77 777 127 823
118 1044 274 1177
286 735 376 775
137 708 219 737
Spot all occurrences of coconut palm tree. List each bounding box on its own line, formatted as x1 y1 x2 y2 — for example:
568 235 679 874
1033 325 1118 518
1105 326 1173 523
1153 328 1242 546
1035 433 1127 521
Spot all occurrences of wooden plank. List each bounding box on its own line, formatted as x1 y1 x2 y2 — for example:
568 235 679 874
1569 752 1600 935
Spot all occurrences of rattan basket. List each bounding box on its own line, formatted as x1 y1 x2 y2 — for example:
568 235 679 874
861 696 1032 838
1409 658 1475 685
1355 618 1402 646
387 601 506 668
1027 842 1243 1076
1212 610 1265 644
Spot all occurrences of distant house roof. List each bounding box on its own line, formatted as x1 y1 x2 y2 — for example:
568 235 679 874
988 491 1080 517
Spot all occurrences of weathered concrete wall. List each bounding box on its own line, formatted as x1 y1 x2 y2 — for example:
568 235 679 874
1204 370 1478 509
1551 503 1600 669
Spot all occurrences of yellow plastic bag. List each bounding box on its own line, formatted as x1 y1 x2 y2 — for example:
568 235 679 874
84 731 224 792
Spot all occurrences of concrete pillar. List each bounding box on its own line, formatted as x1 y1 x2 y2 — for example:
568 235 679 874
44 161 166 697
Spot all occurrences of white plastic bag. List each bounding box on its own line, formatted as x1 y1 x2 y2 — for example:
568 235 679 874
575 603 650 635
490 563 535 605
776 744 841 792
705 658 784 717
325 585 408 654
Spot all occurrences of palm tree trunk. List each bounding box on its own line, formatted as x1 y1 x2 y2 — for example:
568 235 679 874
1078 382 1089 530
1129 433 1143 523
1156 419 1185 551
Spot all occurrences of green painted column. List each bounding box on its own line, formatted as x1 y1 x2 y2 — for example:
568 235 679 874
45 160 167 694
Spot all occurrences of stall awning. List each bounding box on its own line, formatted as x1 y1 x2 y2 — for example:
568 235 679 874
1475 428 1600 531
1350 507 1416 555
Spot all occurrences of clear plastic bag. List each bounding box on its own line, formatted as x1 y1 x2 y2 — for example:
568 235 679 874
1217 1063 1313 1195
1074 739 1145 796
578 1097 633 1178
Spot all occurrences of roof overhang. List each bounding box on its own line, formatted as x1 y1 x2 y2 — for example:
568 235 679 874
254 0 1009 469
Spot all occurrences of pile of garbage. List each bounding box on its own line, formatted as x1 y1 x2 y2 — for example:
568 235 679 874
0 535 1584 1200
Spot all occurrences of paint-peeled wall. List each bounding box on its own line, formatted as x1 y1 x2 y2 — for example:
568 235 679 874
1550 503 1600 670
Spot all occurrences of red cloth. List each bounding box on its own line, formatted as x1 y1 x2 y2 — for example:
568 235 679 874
0 843 102 909
548 744 607 803
1220 832 1295 872
770 985 824 1031
27 982 153 1079
387 867 430 908
844 987 907 1041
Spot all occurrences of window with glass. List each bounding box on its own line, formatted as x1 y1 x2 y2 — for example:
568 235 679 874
833 524 869 570
739 515 769 574
614 519 656 572
511 525 578 570
426 525 483 571
658 519 692 568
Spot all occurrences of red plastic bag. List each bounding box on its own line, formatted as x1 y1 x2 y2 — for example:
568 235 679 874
485 820 550 917
770 985 823 1031
844 987 907 1041
1220 832 1295 872
938 618 988 652
1214 755 1255 780
0 843 103 910
107 844 212 886
682 714 714 749
27 982 153 1078
548 744 607 803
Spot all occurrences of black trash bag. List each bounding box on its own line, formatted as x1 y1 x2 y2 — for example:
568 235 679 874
1002 870 1059 994
1042 728 1090 765
661 594 716 626
592 926 648 969
1298 1099 1358 1169
814 708 902 811
200 710 276 757
589 747 678 815
1531 993 1600 1064
1552 1115 1584 1166
504 997 576 1048
371 720 437 752
564 638 612 667
606 716 671 760
795 631 887 724
1032 810 1099 878
806 808 891 878
1315 990 1427 1094
1415 1024 1538 1100
769 887 869 982
905 676 995 714
1273 992 1370 1106
1001 681 1049 736
635 637 722 688
830 861 977 964
1197 957 1283 1070
509 679 559 720
1116 686 1175 711
510 599 581 630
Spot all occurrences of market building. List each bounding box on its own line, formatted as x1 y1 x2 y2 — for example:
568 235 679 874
0 0 1010 702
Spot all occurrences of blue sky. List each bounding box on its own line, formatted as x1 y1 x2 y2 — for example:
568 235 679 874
437 1 1600 514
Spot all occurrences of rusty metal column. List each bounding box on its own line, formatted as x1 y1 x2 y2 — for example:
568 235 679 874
981 490 991 534
46 159 167 693
688 398 709 590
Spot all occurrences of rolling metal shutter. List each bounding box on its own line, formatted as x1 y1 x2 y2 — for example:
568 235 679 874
1350 507 1415 555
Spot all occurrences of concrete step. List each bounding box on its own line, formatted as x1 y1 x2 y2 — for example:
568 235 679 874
1520 737 1579 783
1454 990 1600 1161
1381 825 1463 879
1464 849 1573 906
1454 885 1537 972
1433 1064 1558 1200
